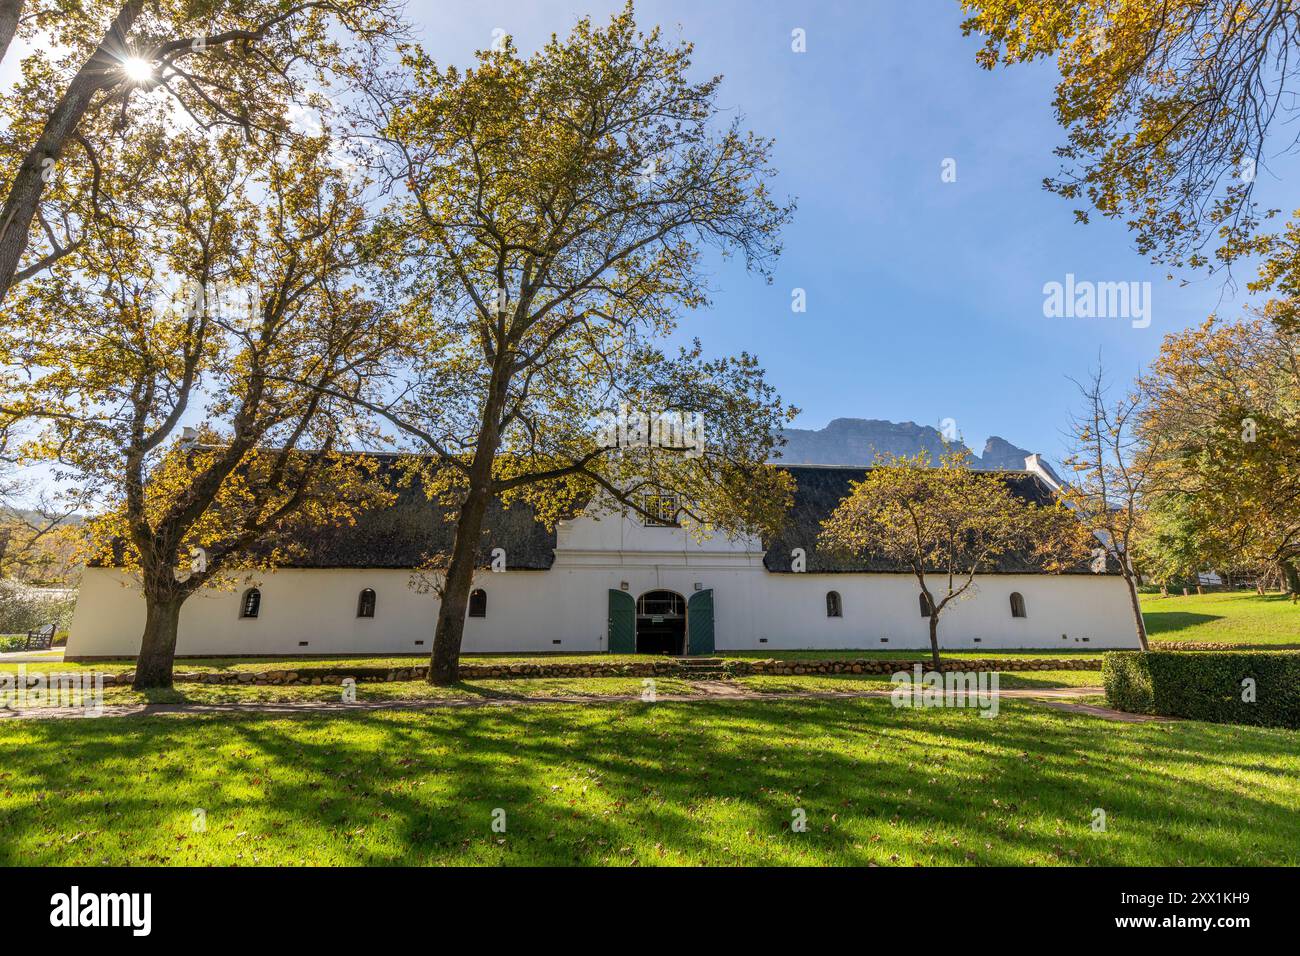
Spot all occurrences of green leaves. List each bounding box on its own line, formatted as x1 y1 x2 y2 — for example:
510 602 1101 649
376 3 796 538
963 0 1300 303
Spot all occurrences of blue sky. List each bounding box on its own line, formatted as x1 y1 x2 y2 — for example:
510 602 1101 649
403 0 1292 463
1 1 1289 473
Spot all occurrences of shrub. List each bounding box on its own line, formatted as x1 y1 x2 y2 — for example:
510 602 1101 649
1104 651 1300 728
0 579 76 637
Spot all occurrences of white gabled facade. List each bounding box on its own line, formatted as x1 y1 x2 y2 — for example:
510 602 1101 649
66 487 1140 658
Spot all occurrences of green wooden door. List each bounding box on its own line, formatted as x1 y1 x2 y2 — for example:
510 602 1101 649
608 589 635 653
687 589 715 655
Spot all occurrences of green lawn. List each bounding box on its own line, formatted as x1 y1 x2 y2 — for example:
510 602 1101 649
0 648 1105 676
0 698 1293 866
734 669 1101 694
91 676 701 706
54 668 1097 706
1141 592 1300 645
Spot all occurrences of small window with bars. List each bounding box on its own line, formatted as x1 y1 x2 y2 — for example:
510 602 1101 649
642 494 678 527
468 588 487 618
357 588 377 618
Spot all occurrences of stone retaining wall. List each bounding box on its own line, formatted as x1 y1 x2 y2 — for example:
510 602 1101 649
85 656 1101 687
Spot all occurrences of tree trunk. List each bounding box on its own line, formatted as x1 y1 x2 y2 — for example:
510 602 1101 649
428 370 510 686
0 0 23 69
1122 571 1149 651
928 613 941 670
428 481 492 685
0 0 142 304
132 592 184 690
1282 560 1300 594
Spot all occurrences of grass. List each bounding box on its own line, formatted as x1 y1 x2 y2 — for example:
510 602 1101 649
0 648 1106 675
1141 592 1300 646
0 697 1294 866
45 668 1098 707
733 669 1101 694
90 677 700 706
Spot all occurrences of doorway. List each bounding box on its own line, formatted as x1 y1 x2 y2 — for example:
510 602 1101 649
635 590 686 654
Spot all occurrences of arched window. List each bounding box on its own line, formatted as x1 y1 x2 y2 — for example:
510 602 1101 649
239 587 261 619
357 588 377 619
1010 592 1027 618
826 591 842 618
919 593 932 618
468 588 487 618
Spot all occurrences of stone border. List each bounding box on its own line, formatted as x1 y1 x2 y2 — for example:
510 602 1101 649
77 656 1101 687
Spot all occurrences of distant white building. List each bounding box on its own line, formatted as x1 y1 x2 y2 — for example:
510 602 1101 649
66 457 1139 659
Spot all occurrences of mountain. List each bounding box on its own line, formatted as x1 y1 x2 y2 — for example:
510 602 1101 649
774 418 1037 471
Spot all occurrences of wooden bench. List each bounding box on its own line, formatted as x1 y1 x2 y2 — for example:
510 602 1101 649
23 623 56 651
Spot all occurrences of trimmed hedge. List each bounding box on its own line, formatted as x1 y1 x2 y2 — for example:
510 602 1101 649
1104 651 1300 729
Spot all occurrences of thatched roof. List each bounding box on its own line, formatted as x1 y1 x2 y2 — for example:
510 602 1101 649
760 465 1114 575
94 458 1112 575
92 453 558 571
269 454 558 570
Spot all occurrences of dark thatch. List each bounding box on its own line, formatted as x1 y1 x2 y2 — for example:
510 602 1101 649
251 454 559 571
94 458 1112 575
92 453 557 571
761 465 1117 575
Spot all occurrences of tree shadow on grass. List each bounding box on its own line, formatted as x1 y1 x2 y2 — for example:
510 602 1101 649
994 673 1099 690
2 699 1298 867
1142 611 1224 636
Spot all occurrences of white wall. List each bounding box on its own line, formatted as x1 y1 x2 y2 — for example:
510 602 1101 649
66 563 1140 658
67 507 1140 657
748 572 1138 651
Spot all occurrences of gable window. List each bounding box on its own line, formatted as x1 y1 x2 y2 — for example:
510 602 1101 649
240 587 261 619
1010 592 1027 618
357 588 377 619
468 588 487 618
642 494 678 527
826 591 842 618
919 593 932 618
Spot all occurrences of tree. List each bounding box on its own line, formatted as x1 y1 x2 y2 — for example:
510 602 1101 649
0 0 24 67
819 451 1091 668
1061 366 1161 649
960 0 1300 324
0 123 401 689
1139 316 1300 594
0 0 402 304
349 6 797 684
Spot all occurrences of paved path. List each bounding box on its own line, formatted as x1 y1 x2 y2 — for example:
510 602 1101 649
1034 699 1173 723
0 683 1150 722
0 648 64 663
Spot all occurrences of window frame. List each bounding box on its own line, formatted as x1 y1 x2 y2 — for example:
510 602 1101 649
1010 591 1027 619
239 587 261 619
641 493 678 527
826 590 843 618
357 588 377 619
468 588 487 618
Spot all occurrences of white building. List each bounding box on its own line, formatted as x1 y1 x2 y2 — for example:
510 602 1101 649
66 458 1140 659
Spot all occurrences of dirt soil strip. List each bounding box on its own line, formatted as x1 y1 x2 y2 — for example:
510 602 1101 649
0 684 1158 722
